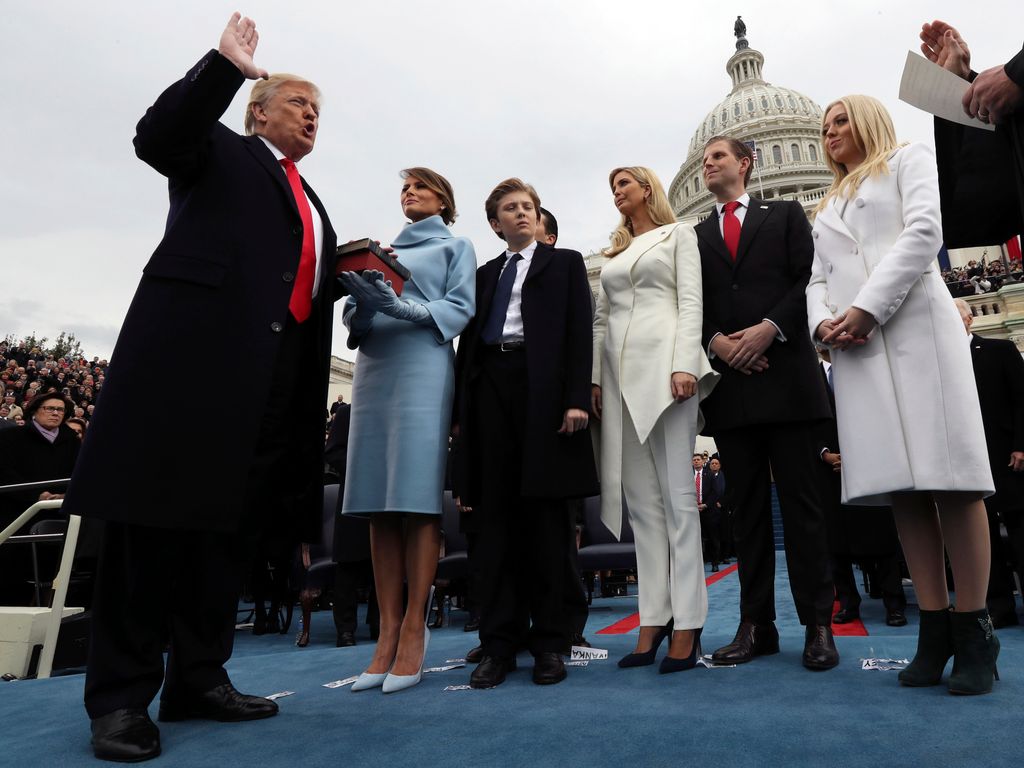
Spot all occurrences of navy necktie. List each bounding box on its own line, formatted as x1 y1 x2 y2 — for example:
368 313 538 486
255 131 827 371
481 254 522 344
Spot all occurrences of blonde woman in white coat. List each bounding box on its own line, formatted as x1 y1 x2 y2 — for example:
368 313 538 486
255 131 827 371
591 167 718 673
807 95 998 695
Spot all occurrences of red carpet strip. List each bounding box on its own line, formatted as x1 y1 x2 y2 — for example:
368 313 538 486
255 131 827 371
830 600 868 636
596 563 739 635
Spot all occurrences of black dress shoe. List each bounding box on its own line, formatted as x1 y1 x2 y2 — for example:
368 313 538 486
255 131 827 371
885 609 908 627
532 652 567 685
464 617 480 633
710 564 720 573
571 633 591 648
470 655 517 689
832 608 861 624
711 621 779 664
158 683 279 722
336 631 356 647
802 625 840 670
91 708 161 763
465 644 484 664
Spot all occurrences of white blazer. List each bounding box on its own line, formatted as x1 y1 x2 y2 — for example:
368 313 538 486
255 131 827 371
807 143 992 504
592 222 718 536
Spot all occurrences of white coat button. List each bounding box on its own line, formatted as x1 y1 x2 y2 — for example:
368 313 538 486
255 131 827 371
827 263 833 273
852 246 859 254
829 304 838 312
812 231 819 239
855 198 865 208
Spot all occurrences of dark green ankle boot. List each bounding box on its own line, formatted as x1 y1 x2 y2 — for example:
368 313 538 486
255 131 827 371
898 608 953 686
948 609 1000 695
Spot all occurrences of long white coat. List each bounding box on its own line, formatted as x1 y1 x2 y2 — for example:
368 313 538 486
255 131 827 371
807 143 993 505
593 223 719 536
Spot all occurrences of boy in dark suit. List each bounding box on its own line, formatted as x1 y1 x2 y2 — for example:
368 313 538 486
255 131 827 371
453 179 597 688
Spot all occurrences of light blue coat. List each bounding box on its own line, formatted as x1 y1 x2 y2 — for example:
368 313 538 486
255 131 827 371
342 215 476 515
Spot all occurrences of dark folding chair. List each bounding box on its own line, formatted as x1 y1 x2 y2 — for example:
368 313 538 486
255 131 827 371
577 495 637 604
433 491 468 627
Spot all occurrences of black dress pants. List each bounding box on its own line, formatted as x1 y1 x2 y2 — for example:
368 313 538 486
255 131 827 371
333 560 379 635
473 350 572 658
84 313 319 718
714 422 834 627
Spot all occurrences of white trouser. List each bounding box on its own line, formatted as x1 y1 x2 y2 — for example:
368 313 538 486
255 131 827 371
621 398 707 628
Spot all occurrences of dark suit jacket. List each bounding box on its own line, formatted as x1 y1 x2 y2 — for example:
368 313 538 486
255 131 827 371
970 334 1024 512
0 422 80 531
453 242 598 505
64 51 338 535
934 41 1024 249
695 198 831 433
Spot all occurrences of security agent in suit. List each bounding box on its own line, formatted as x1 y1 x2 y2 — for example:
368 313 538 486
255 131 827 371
453 179 598 689
694 136 838 670
62 15 339 763
693 454 722 571
955 301 1024 627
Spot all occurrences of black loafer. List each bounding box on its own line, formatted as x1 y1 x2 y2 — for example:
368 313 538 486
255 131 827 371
158 683 279 722
832 608 860 624
886 610 908 627
532 652 567 685
336 631 356 647
91 708 161 763
802 625 840 670
711 621 779 664
469 655 517 689
465 644 484 664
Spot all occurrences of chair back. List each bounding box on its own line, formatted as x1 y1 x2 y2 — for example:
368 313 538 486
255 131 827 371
581 495 634 545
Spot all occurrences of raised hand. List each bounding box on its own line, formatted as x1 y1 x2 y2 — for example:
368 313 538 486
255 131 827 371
219 12 269 80
920 20 971 79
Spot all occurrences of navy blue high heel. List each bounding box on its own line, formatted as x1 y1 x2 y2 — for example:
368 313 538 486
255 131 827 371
659 627 703 674
618 620 673 668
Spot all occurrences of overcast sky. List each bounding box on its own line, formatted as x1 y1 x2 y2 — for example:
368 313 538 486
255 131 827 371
1 1 1017 361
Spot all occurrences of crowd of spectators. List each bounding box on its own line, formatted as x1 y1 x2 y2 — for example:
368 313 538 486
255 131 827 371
0 339 108 428
942 255 1023 297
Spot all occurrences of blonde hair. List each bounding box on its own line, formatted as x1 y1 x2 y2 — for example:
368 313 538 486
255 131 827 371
244 74 321 135
603 167 676 257
816 95 902 213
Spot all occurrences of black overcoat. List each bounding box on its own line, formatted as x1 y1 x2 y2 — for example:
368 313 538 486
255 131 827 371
63 51 338 534
453 243 598 505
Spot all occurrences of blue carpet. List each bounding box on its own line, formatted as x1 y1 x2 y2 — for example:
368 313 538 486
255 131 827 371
3 555 1021 767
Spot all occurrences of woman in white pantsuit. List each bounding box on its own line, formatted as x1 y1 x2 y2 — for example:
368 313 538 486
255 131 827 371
808 95 998 695
591 167 719 673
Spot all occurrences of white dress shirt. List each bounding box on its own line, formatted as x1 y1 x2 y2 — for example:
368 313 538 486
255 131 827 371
496 240 537 343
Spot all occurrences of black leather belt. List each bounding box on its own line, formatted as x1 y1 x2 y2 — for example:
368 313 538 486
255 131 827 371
485 341 526 352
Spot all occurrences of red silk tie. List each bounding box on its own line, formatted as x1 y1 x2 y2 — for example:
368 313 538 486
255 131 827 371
280 158 316 323
723 200 742 261
695 471 702 504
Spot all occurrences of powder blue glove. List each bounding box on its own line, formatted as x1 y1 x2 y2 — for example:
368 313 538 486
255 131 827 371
338 269 388 313
367 277 431 324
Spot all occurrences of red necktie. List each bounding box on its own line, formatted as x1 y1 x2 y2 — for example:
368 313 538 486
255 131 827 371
280 158 316 323
695 471 702 504
723 200 742 261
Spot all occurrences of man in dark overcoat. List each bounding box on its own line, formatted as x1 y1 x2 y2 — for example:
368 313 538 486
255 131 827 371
453 178 598 689
62 14 338 763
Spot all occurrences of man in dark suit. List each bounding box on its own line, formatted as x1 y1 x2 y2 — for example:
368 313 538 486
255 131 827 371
693 453 721 571
453 178 598 689
695 136 838 670
63 15 339 762
955 300 1024 627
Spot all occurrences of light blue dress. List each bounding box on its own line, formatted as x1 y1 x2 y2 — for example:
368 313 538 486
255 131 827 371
341 215 476 516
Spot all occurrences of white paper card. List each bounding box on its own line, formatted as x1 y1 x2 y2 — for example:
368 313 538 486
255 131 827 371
899 51 995 131
570 646 608 660
861 657 909 671
565 660 590 667
265 690 295 700
444 684 473 691
322 676 360 688
424 663 466 673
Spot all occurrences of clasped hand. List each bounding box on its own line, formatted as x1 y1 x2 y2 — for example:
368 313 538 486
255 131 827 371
818 307 875 351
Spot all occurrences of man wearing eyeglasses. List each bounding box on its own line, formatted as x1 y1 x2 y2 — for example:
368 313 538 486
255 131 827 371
0 392 80 605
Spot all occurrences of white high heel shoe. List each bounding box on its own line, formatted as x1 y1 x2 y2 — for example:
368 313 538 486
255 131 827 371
350 671 388 692
382 586 434 694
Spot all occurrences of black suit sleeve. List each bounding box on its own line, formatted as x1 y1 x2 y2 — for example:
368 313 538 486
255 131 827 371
1005 45 1024 87
133 50 246 180
562 251 595 412
998 341 1024 451
764 202 815 340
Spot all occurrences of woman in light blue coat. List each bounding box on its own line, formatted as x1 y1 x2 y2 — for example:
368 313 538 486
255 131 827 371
338 167 475 693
